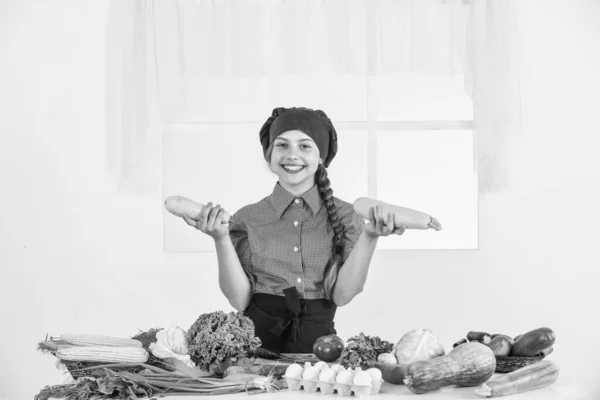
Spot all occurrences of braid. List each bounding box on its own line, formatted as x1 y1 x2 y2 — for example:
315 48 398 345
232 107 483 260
315 163 345 300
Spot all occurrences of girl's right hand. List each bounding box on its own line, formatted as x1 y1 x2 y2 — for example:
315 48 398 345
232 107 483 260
182 202 230 240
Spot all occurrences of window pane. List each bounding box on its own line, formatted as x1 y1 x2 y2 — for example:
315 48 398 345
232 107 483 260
376 73 473 121
163 123 270 252
376 130 477 249
268 76 367 122
162 125 368 252
180 75 367 123
323 130 368 206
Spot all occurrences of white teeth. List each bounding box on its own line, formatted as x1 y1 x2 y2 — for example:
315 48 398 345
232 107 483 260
282 165 304 171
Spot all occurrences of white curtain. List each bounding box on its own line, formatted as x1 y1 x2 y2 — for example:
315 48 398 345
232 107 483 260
466 0 520 193
105 1 163 194
105 0 519 194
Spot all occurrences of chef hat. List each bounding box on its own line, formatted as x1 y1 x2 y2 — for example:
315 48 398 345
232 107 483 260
259 107 338 168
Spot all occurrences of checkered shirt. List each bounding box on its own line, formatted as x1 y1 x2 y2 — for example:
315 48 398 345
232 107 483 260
229 182 364 299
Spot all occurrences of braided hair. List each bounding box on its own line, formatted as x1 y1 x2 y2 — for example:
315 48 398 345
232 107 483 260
314 163 345 301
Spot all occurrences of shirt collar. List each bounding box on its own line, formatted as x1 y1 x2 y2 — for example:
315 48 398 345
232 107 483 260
270 182 323 218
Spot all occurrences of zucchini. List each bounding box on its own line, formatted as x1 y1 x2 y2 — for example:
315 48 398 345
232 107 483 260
164 196 231 224
353 197 441 230
474 359 559 397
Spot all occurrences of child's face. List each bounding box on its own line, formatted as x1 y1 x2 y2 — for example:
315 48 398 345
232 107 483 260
270 130 321 193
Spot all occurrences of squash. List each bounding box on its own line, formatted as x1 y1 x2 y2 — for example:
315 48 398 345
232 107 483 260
353 197 441 231
164 196 231 224
474 359 559 397
403 342 496 394
511 327 555 357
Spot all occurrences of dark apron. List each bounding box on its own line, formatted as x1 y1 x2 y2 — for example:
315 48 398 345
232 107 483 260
244 287 337 353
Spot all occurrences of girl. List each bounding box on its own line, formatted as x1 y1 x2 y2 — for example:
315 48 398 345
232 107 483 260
183 107 406 353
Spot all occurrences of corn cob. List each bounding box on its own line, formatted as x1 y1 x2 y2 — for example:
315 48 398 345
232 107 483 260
56 346 149 363
473 360 559 397
59 333 143 348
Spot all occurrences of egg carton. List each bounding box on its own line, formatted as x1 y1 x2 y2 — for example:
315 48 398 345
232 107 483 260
285 377 382 397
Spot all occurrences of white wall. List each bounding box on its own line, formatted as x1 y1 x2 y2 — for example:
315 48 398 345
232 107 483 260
1 1 599 399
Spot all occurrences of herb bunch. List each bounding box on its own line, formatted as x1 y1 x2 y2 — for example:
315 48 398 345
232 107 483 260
339 332 393 369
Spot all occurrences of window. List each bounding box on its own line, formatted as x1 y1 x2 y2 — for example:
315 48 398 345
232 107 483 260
163 72 476 252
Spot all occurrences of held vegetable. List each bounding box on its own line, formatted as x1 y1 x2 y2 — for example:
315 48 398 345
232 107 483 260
403 342 496 394
511 328 555 357
353 197 441 231
164 196 231 224
474 359 559 397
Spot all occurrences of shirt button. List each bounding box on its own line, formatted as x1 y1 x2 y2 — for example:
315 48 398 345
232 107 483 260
297 277 302 283
294 199 300 204
294 221 298 227
293 246 299 252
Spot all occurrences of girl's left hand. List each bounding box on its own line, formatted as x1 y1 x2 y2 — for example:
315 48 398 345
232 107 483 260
363 205 407 238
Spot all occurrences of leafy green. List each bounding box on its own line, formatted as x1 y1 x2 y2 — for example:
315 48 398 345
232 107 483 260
339 332 393 369
186 310 262 375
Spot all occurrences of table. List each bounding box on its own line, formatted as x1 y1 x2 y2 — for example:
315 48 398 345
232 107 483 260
163 374 591 400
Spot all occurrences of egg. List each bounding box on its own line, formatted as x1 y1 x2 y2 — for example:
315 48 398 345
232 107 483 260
366 367 382 381
353 370 373 386
335 369 354 385
318 368 337 383
330 364 345 374
314 361 329 371
285 363 304 379
302 366 321 381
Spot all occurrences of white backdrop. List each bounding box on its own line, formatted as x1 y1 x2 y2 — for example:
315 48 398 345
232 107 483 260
1 1 600 399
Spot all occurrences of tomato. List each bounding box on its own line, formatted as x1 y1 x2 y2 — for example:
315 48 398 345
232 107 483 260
312 334 345 362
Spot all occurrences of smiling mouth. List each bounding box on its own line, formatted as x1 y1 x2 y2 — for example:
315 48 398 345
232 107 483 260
281 164 306 173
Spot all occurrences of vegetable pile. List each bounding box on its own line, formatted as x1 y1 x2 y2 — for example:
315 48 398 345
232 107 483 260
35 363 284 400
454 327 556 361
368 326 559 397
35 310 282 400
35 318 560 399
